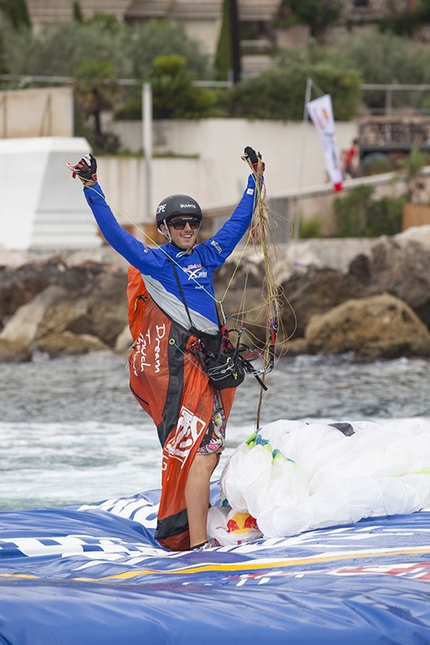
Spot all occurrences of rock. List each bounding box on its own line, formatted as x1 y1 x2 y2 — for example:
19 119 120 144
0 256 107 330
115 324 132 353
349 253 372 285
1 237 429 361
220 286 269 343
395 224 430 249
214 255 264 292
70 270 128 346
0 263 129 357
34 331 109 357
305 293 430 358
280 266 373 338
0 285 68 345
0 338 32 363
364 236 430 328
36 295 89 340
284 337 309 356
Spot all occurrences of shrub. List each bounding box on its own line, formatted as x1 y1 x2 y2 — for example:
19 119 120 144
397 148 429 202
229 62 361 120
360 153 391 176
337 29 430 111
367 195 405 236
334 185 405 237
299 217 322 238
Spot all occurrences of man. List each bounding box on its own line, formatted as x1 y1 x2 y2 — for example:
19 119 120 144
67 150 263 550
344 137 359 178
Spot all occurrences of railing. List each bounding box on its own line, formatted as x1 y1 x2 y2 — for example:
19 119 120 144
359 118 430 153
361 84 430 116
203 167 430 242
2 76 430 112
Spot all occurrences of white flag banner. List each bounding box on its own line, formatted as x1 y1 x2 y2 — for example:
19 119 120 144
306 94 343 192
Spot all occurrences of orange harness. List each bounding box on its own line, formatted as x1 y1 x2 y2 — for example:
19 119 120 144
127 266 236 550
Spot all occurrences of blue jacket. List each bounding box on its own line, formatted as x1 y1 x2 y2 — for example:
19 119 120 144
84 175 257 335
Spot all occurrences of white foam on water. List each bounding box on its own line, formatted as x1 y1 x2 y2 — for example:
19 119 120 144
0 352 429 509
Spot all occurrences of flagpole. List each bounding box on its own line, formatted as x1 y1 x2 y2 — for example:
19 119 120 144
142 82 152 238
293 77 313 244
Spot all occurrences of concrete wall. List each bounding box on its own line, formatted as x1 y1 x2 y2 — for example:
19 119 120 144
0 117 358 251
0 87 74 139
0 137 101 251
0 128 420 252
107 118 359 215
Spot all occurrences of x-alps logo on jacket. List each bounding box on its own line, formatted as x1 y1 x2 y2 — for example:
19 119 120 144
164 406 206 467
184 263 208 281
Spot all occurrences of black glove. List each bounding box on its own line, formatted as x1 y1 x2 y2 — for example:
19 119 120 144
243 146 265 173
66 153 97 185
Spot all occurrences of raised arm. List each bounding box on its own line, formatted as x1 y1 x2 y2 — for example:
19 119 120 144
66 154 164 271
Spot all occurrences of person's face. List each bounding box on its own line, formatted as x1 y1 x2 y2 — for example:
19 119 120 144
161 216 201 251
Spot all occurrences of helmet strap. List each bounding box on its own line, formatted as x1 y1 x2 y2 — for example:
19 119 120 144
158 219 172 242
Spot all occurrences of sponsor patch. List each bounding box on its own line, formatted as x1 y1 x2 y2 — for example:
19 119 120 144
210 240 222 253
164 406 206 467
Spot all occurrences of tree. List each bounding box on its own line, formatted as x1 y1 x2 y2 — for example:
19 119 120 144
214 0 232 81
0 33 6 74
0 0 31 31
337 29 430 111
123 20 210 81
73 1 84 24
276 0 341 39
74 60 120 152
4 18 209 82
6 20 129 78
418 0 430 21
150 55 216 119
115 54 218 121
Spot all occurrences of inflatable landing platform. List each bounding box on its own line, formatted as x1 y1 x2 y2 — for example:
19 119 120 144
0 489 430 644
1 418 430 644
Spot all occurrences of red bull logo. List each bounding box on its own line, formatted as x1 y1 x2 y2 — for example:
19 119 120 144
226 513 258 535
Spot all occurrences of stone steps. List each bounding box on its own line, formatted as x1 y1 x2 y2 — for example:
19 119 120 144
27 0 283 25
27 0 131 25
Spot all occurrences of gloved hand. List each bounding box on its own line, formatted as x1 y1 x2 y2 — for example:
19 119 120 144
242 146 265 173
66 153 97 186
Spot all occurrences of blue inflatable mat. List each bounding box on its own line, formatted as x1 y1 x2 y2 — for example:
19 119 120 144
0 487 430 644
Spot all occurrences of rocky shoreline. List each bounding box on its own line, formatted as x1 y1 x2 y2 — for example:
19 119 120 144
1 227 430 364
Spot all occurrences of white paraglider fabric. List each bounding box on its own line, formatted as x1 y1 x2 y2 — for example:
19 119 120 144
207 418 430 545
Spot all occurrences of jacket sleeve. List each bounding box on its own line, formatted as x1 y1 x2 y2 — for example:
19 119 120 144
198 174 258 268
83 183 165 270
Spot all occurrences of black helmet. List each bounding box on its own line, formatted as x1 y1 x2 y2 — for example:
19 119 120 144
156 194 202 229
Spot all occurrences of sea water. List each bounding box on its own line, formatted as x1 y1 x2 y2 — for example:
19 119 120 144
0 351 429 510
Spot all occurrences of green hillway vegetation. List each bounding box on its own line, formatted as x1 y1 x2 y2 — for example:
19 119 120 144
3 0 430 236
3 1 430 140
